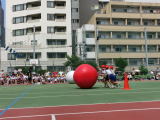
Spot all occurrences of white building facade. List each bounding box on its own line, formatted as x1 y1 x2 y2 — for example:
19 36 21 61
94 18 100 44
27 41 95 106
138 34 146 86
4 0 72 72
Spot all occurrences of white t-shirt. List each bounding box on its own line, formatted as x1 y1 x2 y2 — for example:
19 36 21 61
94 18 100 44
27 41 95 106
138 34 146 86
110 69 115 75
106 69 112 75
101 70 106 74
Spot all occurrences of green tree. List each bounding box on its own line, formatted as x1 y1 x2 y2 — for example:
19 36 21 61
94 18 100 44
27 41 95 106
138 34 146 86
64 55 84 70
139 65 148 75
14 66 30 74
114 58 128 73
85 61 98 70
64 56 98 70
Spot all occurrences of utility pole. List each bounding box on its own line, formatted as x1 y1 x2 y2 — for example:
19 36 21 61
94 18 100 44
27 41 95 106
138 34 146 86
33 25 36 72
91 5 100 67
144 27 149 70
79 43 83 60
95 25 99 67
82 26 86 61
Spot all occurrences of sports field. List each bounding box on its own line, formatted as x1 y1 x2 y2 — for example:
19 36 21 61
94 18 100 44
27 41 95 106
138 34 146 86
0 81 160 120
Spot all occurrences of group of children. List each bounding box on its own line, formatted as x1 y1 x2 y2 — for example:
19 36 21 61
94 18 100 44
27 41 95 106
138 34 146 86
0 71 67 86
99 65 120 88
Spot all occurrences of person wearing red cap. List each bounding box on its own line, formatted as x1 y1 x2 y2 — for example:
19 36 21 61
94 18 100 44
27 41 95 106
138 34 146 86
108 66 120 88
103 65 110 88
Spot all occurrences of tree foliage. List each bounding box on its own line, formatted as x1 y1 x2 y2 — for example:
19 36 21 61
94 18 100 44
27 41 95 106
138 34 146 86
139 65 148 75
85 61 98 70
64 55 98 70
114 58 128 72
64 55 84 70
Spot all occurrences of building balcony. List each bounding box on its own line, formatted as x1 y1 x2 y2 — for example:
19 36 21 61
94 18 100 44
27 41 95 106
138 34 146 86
54 32 66 35
98 39 160 45
86 38 96 45
27 1 41 10
27 19 41 23
86 52 95 59
97 25 160 32
55 19 66 22
109 12 160 19
27 6 41 10
98 52 160 59
83 24 95 31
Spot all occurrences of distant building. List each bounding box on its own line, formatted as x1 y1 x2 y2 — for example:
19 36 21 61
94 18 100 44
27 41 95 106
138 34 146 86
3 0 109 72
77 0 160 71
5 0 72 72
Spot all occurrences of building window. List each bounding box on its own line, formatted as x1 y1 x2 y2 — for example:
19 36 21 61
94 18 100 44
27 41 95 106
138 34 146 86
145 32 156 39
148 58 157 65
99 45 107 53
47 1 54 8
47 14 55 20
47 39 66 45
98 32 110 39
72 8 79 12
8 53 16 60
97 19 109 25
17 53 26 59
47 66 65 71
99 45 111 53
13 4 25 11
86 45 95 52
148 45 157 52
13 29 26 36
47 52 67 58
47 27 54 33
16 52 41 59
128 45 141 52
113 45 126 52
54 27 66 33
128 32 141 39
72 19 79 23
13 17 26 24
112 32 125 39
99 59 112 65
112 19 125 26
129 58 143 66
85 31 95 38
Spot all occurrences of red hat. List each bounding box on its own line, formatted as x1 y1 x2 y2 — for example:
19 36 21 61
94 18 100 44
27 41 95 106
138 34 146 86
109 66 113 69
101 65 106 68
105 65 109 68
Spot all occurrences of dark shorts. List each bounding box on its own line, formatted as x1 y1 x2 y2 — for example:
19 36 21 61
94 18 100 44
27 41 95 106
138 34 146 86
109 74 116 82
104 75 109 81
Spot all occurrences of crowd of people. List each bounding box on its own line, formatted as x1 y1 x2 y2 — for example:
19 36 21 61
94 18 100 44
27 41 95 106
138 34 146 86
0 65 159 87
0 70 67 86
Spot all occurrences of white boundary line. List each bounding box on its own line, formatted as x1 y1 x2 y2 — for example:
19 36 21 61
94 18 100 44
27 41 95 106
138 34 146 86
0 107 160 119
1 90 160 100
51 114 56 120
0 87 160 96
0 100 160 111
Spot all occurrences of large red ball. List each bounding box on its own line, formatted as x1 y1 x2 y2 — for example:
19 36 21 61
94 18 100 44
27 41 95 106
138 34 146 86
73 64 98 89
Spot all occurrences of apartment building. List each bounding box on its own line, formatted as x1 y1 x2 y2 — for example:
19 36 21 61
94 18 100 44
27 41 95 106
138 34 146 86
77 0 160 71
71 0 109 55
0 0 4 47
4 0 72 72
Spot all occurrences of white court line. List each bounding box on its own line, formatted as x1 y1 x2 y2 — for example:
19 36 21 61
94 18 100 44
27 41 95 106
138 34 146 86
0 87 160 96
1 99 160 111
1 90 160 100
0 107 160 119
51 114 56 120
